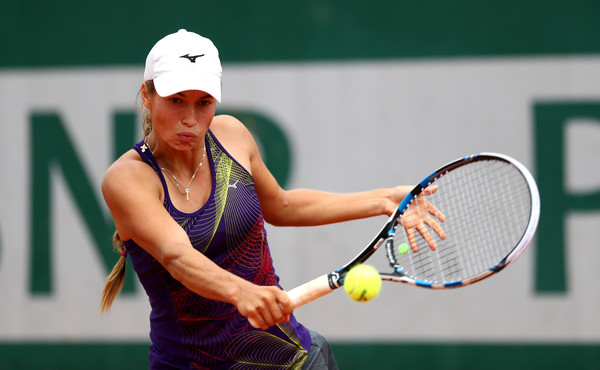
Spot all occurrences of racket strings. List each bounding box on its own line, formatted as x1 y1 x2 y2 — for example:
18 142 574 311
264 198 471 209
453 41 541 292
391 159 532 284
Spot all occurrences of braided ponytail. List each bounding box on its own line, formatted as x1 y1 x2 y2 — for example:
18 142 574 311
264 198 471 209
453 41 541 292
101 80 155 313
100 231 127 313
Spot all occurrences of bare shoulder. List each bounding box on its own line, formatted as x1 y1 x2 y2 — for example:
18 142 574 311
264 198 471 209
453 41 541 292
210 115 258 169
101 149 161 201
210 114 254 141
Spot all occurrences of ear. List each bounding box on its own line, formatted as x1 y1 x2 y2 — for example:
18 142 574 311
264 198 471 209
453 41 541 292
141 83 152 109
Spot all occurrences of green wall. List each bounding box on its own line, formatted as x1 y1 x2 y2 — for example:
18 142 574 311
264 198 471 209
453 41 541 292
1 0 600 67
1 342 598 369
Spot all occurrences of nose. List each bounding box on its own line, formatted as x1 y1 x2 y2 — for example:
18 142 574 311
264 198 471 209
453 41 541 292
181 105 199 127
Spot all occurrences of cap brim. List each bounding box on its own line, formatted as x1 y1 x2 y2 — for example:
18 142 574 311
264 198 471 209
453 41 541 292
154 71 221 103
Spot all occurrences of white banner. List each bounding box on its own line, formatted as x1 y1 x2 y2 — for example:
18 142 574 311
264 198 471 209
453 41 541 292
1 56 599 341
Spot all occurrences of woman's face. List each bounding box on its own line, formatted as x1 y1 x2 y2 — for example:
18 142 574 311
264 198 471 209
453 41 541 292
142 84 217 151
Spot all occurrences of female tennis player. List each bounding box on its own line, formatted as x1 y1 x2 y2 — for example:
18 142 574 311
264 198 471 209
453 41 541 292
99 29 444 369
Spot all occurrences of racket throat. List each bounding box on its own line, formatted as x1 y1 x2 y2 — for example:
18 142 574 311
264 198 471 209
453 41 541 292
385 233 402 271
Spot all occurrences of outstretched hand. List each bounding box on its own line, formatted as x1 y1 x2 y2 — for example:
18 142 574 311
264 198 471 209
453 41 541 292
400 186 446 252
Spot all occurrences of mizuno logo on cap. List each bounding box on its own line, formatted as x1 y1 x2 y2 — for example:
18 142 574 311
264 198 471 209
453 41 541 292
180 54 205 63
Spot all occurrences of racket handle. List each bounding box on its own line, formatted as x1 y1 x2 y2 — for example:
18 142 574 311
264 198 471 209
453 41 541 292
287 274 335 308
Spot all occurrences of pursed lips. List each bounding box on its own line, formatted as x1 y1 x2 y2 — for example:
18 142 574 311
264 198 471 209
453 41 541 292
177 132 197 143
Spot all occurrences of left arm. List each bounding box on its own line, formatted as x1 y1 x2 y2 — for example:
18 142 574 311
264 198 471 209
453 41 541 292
257 182 411 227
213 114 444 246
212 115 408 226
256 165 446 250
246 130 410 226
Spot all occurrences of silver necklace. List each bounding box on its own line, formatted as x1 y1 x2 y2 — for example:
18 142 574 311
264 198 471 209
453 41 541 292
160 146 206 200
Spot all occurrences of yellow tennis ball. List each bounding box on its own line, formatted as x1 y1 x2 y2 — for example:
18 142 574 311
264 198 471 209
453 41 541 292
398 243 410 255
343 264 382 302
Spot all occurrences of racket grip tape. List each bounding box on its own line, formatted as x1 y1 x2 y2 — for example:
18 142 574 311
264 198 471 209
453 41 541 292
287 274 335 309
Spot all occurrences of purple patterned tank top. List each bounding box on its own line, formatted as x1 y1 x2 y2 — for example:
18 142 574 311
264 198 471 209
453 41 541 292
123 131 310 369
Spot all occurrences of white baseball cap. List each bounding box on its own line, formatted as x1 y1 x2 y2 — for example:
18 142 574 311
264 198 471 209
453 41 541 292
144 29 222 103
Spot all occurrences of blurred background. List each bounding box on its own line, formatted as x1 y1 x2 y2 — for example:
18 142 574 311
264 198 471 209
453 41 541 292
1 0 600 368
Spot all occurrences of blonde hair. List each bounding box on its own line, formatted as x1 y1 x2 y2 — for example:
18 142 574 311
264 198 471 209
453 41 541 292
100 232 127 313
141 80 156 138
100 80 157 313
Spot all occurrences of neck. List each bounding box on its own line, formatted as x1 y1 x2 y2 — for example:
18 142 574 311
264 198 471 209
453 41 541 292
150 135 207 175
158 145 207 201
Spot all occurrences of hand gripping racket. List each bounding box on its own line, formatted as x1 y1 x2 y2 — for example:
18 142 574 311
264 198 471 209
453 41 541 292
287 153 540 308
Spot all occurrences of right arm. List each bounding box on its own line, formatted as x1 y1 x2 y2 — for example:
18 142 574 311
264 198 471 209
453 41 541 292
101 153 292 329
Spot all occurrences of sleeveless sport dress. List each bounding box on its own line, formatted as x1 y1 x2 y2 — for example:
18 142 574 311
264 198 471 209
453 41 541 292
123 131 311 369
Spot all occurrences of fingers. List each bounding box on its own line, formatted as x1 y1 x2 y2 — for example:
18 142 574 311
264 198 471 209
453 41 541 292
423 214 446 241
402 195 446 252
426 200 446 224
406 227 419 253
421 186 446 223
278 291 294 315
247 317 264 330
406 219 443 252
241 287 293 330
422 185 438 196
257 302 277 330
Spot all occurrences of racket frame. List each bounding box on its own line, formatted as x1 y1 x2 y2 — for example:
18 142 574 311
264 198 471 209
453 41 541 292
287 152 540 307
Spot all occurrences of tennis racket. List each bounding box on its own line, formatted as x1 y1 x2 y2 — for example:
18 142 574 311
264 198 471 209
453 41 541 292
287 152 540 308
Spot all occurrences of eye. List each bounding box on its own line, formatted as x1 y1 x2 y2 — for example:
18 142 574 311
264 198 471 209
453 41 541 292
169 97 183 104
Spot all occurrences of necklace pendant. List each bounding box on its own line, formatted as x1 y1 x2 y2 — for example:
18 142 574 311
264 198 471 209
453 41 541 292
185 188 190 200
